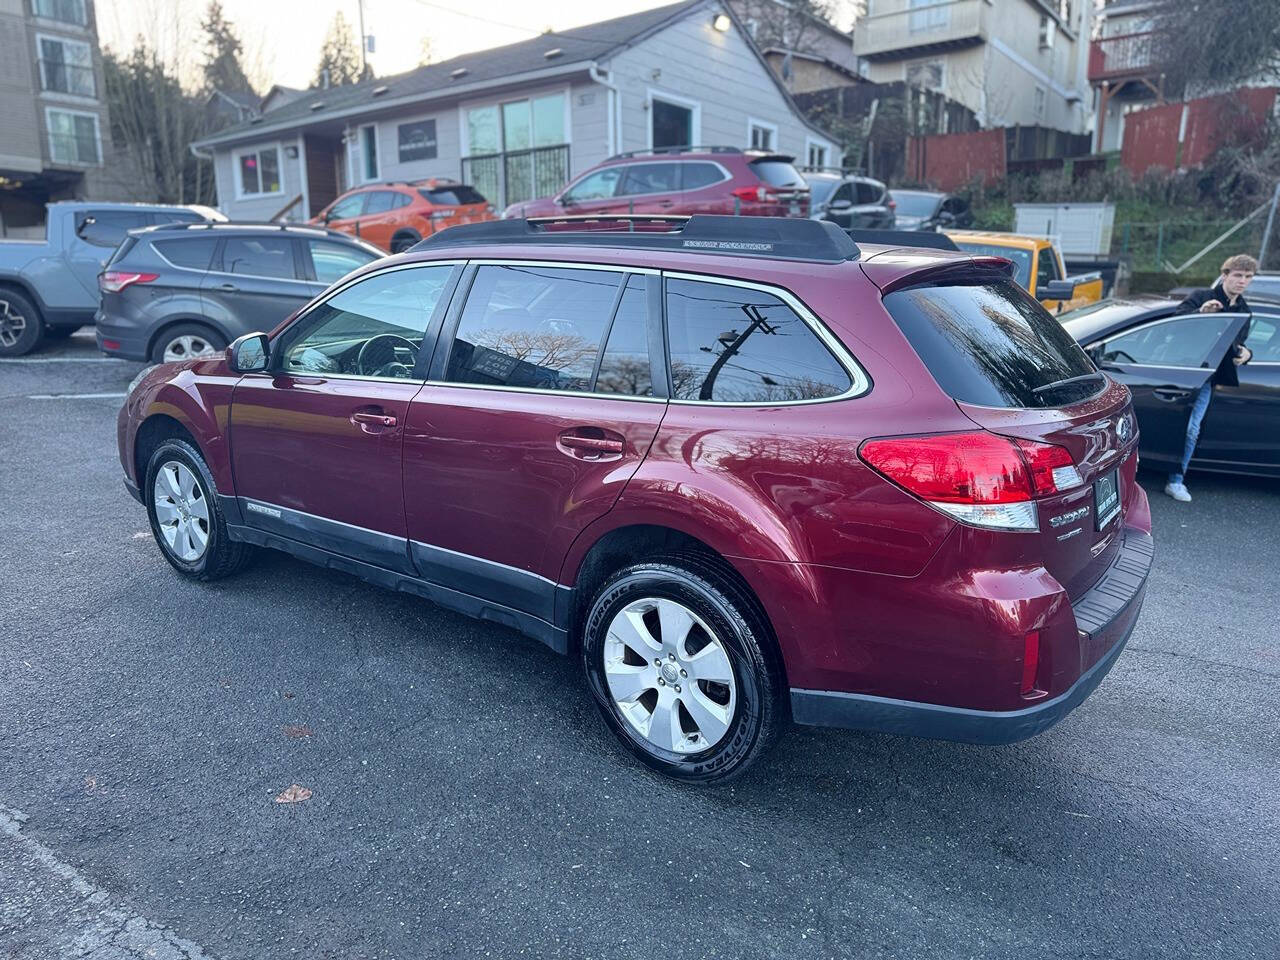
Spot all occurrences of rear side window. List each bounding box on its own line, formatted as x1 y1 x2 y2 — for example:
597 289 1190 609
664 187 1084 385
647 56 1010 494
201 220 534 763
446 265 624 392
749 160 805 189
220 235 296 279
154 237 216 270
421 186 487 206
596 276 652 396
680 163 725 191
665 278 851 403
855 182 881 204
365 191 396 214
884 277 1100 408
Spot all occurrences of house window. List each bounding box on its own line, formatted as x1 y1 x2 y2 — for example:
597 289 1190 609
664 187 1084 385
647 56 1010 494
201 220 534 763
748 120 777 152
46 108 99 164
32 0 87 25
906 59 944 92
1039 15 1055 50
908 0 949 33
359 124 379 182
650 92 699 150
463 92 568 207
1034 86 1047 122
237 145 282 196
38 35 95 96
807 141 828 169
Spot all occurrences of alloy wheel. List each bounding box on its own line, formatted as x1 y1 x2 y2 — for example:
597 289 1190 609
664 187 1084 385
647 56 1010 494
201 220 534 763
0 299 26 348
163 334 218 363
603 597 738 754
153 460 210 562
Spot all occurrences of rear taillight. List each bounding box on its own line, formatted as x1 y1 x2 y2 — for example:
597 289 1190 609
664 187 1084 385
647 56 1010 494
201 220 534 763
732 185 774 204
1021 631 1041 695
887 198 897 210
99 271 158 293
429 208 456 220
858 431 1082 532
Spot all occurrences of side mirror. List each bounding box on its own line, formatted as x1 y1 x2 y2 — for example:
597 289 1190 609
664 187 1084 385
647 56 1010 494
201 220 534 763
228 332 270 373
1041 280 1078 300
76 215 96 238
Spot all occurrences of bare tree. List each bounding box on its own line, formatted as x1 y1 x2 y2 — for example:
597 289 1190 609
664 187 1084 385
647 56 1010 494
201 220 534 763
1155 0 1280 96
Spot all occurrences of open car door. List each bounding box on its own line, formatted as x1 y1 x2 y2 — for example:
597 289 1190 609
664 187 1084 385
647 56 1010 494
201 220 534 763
1088 312 1249 469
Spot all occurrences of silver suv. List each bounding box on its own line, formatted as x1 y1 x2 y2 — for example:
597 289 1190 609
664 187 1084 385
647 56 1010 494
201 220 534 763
804 172 895 230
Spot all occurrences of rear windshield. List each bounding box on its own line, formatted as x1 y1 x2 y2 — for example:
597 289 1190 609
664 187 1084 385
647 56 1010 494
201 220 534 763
884 276 1102 408
750 160 805 188
420 186 487 206
807 178 839 206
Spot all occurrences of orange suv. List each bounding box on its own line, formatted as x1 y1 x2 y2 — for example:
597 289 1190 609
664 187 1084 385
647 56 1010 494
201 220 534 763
310 179 495 254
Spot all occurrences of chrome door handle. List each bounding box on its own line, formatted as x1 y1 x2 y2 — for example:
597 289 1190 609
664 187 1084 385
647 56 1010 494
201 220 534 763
218 283 238 291
352 412 397 427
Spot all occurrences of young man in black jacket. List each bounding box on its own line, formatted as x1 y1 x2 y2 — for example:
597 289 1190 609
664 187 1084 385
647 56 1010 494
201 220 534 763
1165 253 1257 502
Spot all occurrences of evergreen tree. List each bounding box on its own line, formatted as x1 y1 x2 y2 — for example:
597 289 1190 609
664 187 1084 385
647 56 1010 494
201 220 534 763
201 1 254 94
312 11 371 88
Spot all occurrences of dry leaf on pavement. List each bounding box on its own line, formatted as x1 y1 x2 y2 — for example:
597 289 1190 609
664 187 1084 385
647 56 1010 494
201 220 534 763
283 724 312 739
274 784 312 804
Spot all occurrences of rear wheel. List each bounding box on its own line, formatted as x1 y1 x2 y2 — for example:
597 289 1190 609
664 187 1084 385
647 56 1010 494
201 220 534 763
390 230 422 254
151 323 226 364
580 557 784 783
144 438 253 580
0 288 45 357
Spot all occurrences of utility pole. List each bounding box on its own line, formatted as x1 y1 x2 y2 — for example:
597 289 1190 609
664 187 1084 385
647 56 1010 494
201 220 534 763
1259 181 1280 270
357 0 367 76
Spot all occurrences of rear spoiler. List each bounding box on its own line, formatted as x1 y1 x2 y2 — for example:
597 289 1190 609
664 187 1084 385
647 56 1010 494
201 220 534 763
866 257 1016 296
848 229 958 252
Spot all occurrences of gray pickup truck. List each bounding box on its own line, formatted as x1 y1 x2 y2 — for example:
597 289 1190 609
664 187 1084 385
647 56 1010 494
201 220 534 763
0 201 222 356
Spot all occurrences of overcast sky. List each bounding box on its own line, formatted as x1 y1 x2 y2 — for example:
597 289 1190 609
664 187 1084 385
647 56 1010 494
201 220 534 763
96 0 857 92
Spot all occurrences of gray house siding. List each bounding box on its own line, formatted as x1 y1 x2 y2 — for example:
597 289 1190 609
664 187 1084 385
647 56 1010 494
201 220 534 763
607 8 835 161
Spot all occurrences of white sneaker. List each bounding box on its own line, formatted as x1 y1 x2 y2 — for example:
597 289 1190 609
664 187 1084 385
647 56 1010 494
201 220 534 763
1165 482 1192 502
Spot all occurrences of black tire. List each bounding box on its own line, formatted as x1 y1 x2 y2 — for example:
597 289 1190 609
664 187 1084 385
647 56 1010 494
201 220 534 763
150 323 227 364
390 230 422 254
0 287 45 357
45 325 80 340
580 554 785 784
144 438 253 581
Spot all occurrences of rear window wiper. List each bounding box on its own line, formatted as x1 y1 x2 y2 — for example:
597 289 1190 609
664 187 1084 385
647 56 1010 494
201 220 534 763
1031 372 1104 396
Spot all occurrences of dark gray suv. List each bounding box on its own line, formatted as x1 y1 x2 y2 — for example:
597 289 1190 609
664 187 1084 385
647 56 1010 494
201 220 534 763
804 172 895 230
95 222 383 362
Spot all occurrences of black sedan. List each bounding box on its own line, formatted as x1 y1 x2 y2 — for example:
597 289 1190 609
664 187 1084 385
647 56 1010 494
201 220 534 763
1060 296 1280 478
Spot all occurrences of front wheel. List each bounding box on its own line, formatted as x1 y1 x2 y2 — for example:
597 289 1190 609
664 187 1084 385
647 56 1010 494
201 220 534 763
151 324 226 364
580 557 784 783
144 439 253 580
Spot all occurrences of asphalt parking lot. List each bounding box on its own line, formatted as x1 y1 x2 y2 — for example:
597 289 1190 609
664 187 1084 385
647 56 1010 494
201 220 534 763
2 334 1277 960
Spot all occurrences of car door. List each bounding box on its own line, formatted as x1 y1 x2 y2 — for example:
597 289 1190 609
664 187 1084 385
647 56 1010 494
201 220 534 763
1089 312 1250 468
228 263 461 571
555 167 628 217
354 190 398 250
823 181 855 229
320 192 368 238
203 234 316 334
615 162 681 214
1195 309 1280 474
401 264 666 624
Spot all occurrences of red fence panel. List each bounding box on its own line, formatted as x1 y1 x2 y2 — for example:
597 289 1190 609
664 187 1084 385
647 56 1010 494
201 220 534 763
1121 101 1183 173
905 129 1005 191
1122 87 1277 174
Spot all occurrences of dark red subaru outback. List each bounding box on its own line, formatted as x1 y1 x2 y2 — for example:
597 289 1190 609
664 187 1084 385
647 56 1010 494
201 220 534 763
117 216 1153 783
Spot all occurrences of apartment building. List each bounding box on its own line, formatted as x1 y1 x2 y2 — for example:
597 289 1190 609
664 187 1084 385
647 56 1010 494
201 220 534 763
854 0 1093 133
0 0 130 233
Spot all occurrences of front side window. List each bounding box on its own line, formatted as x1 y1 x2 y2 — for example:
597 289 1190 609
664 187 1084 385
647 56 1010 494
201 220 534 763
1244 314 1280 361
33 0 86 24
76 210 148 247
238 146 281 196
47 109 99 164
220 235 296 279
308 239 379 285
327 193 366 220
39 36 94 96
1035 248 1060 291
665 278 851 403
1099 315 1238 368
562 167 624 203
282 266 452 378
445 265 624 392
364 191 395 214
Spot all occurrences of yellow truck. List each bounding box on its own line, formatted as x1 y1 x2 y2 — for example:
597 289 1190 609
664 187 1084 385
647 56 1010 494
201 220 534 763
945 230 1104 313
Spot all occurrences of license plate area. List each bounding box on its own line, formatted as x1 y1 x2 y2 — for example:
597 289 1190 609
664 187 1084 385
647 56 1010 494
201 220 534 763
1094 469 1119 530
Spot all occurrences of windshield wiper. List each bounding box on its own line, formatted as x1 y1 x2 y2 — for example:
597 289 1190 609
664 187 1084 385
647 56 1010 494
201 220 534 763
1031 372 1104 395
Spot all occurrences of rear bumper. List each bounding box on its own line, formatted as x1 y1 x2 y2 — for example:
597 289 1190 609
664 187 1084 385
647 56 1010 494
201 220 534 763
95 311 150 361
791 526 1153 744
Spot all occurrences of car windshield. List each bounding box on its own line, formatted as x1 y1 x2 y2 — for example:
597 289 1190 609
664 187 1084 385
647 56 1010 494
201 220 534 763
893 192 942 218
884 274 1101 408
952 241 1033 287
807 178 839 206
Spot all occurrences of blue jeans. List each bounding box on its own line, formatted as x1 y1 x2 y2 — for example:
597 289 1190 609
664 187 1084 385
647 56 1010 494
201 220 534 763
1170 382 1213 485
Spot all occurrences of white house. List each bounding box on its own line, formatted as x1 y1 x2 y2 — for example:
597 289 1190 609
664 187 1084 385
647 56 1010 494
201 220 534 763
191 0 840 220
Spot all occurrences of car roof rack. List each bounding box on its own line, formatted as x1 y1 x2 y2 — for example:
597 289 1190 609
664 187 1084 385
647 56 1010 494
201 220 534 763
140 220 354 242
418 215 860 264
606 145 745 161
848 229 958 252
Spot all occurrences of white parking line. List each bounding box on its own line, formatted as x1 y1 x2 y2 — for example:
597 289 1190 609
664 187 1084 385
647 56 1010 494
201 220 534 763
0 356 131 363
27 392 126 400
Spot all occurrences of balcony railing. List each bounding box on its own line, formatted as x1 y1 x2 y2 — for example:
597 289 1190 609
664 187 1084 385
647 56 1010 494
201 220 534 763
854 0 989 60
1089 31 1160 83
39 58 96 97
461 143 570 209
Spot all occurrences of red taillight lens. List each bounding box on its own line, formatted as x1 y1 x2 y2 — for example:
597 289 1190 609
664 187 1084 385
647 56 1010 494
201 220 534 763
887 198 897 210
732 185 772 204
99 271 158 293
859 431 1081 531
1012 438 1084 497
1021 630 1040 695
